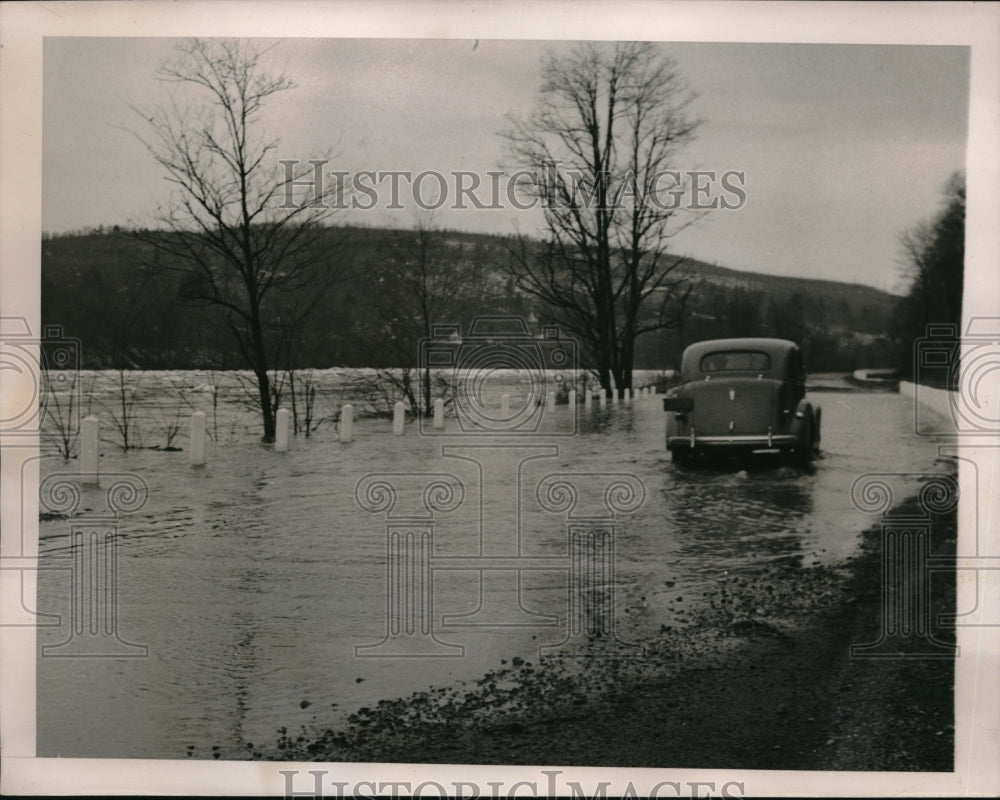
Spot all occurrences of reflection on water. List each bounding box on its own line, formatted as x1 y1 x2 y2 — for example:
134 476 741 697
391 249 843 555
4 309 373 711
34 379 943 759
577 408 635 437
666 465 813 570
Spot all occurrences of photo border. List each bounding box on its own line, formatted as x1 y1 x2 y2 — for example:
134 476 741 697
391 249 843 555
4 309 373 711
2 1 997 796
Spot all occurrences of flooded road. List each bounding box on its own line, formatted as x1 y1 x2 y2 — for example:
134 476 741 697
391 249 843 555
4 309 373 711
35 377 951 759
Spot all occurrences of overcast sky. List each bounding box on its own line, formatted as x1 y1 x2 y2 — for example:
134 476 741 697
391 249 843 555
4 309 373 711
42 38 968 294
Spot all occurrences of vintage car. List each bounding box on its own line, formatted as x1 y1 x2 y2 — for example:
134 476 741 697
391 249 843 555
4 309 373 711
663 338 821 465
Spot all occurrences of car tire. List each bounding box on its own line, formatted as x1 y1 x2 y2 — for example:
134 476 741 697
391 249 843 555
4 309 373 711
795 405 815 466
670 447 693 467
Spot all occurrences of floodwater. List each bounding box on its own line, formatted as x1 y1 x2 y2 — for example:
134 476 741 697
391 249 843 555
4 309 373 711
33 372 953 759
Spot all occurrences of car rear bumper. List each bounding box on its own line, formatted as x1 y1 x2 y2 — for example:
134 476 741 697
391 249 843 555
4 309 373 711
667 433 798 450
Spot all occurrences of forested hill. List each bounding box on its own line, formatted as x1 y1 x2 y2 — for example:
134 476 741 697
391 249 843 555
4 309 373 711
41 225 898 371
679 256 896 314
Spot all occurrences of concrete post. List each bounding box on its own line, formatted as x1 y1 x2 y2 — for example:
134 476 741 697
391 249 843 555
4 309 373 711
189 411 206 466
81 416 99 482
340 404 354 443
275 408 289 452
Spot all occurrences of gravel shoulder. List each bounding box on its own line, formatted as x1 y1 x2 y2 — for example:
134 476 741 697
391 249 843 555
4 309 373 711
261 492 956 771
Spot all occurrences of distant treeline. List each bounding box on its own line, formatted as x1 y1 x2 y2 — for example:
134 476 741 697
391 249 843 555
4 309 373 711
42 225 899 372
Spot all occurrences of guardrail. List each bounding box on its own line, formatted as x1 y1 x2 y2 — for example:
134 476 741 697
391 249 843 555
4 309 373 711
852 368 899 382
898 380 955 425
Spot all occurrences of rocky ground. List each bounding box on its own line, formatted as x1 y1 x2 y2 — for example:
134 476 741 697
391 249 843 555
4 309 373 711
253 493 955 771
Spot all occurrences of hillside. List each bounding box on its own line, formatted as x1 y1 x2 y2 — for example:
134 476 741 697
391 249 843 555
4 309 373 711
41 226 897 371
679 256 896 323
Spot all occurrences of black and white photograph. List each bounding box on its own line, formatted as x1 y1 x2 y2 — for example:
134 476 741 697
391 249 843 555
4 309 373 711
1 2 998 796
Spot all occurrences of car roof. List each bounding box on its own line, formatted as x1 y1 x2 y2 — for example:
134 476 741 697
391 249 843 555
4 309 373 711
680 338 800 380
683 338 799 358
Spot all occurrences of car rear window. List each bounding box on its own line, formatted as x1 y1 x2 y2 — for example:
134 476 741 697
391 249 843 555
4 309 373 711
699 351 771 373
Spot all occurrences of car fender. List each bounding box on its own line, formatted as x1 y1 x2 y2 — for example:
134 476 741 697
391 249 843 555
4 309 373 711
789 399 813 440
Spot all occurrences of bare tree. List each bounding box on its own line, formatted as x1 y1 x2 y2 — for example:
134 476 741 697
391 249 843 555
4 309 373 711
41 370 79 460
132 39 346 441
358 216 483 416
502 42 698 395
103 370 145 452
82 256 155 452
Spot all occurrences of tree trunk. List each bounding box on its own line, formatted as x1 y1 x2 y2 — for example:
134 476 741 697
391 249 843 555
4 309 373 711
245 276 276 441
598 364 612 396
257 368 275 442
619 329 635 392
250 326 275 442
289 368 299 435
